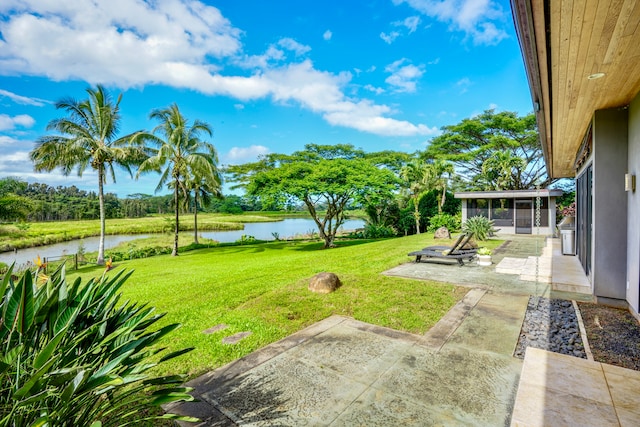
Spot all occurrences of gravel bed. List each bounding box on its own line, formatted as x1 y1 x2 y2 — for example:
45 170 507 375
515 296 586 359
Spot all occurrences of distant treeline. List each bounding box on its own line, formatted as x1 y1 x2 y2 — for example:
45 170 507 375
0 178 275 223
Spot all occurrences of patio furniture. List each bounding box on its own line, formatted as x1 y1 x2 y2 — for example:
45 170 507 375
408 233 478 266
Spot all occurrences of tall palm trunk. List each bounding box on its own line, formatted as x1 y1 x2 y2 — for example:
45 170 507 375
97 165 106 265
193 191 199 244
413 195 421 234
439 184 446 214
172 182 179 256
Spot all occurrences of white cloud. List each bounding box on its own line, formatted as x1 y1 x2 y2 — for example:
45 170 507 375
277 38 311 56
394 16 421 33
225 145 270 164
0 150 29 162
323 30 332 41
0 136 19 145
380 31 400 44
456 77 472 93
0 114 35 131
363 84 385 95
0 89 48 106
234 103 245 110
0 0 436 138
0 0 242 85
393 0 507 45
385 59 425 93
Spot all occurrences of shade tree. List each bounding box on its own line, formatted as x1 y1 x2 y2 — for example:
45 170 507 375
228 144 398 248
424 110 549 190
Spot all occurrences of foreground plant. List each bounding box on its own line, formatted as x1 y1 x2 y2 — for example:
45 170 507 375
0 265 197 426
462 215 497 241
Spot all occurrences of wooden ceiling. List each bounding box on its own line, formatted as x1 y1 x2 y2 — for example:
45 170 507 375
513 0 640 178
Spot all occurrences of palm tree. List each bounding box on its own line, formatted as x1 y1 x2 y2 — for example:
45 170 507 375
481 150 526 191
400 160 429 234
30 85 143 264
184 168 222 244
136 104 219 256
425 159 455 214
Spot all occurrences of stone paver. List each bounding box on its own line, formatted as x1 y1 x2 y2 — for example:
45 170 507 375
511 348 640 427
168 235 636 426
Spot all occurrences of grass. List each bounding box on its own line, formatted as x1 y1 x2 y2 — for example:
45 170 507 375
67 233 503 379
0 213 279 252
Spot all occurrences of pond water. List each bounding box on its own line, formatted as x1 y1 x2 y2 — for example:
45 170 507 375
0 218 365 267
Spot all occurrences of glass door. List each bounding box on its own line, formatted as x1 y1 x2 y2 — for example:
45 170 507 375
515 200 533 234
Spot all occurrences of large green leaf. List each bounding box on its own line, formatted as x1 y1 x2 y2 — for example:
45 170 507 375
5 270 35 335
13 357 56 399
33 327 67 369
0 343 23 375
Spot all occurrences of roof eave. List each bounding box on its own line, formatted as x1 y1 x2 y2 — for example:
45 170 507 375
511 0 557 178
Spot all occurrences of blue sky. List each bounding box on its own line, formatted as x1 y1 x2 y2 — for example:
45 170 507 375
0 0 533 197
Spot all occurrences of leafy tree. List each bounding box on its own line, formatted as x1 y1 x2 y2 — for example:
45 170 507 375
418 189 460 231
0 178 31 222
424 110 549 189
29 85 144 264
228 144 398 248
136 104 219 256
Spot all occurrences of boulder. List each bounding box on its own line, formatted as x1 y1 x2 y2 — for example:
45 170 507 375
309 272 342 294
434 226 451 239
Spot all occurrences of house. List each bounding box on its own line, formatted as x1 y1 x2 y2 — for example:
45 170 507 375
511 1 640 313
455 189 562 236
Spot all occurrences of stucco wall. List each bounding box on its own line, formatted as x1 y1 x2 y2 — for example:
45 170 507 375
627 97 640 314
592 109 629 300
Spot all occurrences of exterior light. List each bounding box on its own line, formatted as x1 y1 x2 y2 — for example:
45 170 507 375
587 73 605 80
625 174 636 192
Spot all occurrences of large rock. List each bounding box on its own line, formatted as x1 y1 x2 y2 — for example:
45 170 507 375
434 227 451 239
309 272 342 294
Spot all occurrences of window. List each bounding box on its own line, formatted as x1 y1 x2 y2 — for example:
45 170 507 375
468 199 488 218
491 198 513 226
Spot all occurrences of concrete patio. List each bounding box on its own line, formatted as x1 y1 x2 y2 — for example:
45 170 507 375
167 235 640 426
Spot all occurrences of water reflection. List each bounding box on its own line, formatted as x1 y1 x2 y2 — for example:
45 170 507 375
0 218 364 266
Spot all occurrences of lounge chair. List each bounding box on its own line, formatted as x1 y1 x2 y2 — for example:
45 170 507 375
408 233 477 266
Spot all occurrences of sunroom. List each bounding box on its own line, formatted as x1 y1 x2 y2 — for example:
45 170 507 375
455 189 562 236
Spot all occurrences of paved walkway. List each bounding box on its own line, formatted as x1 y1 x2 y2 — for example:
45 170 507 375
167 235 640 426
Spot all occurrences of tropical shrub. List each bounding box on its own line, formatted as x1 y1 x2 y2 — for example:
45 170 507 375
361 223 397 238
462 216 497 241
237 234 256 244
427 213 461 233
0 265 196 426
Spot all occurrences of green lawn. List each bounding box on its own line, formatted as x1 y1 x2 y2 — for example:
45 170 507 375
67 233 503 379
